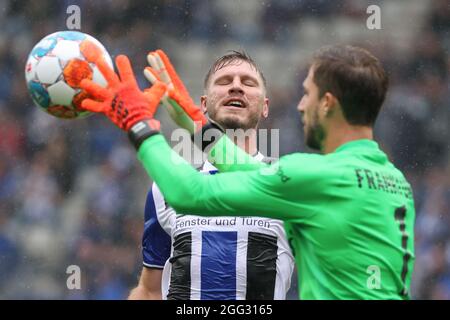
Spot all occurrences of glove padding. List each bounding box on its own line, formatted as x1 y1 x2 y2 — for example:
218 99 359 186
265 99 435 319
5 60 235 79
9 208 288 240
144 49 207 134
79 41 166 132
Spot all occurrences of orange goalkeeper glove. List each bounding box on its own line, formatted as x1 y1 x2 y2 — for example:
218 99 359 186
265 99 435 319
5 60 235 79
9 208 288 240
79 42 166 149
144 49 208 134
144 49 224 151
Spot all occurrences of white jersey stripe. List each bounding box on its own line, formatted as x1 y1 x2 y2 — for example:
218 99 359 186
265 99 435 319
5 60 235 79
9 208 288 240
235 230 248 300
190 231 202 300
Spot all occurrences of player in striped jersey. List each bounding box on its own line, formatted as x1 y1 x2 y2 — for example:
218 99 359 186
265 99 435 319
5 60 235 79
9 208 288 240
128 51 294 300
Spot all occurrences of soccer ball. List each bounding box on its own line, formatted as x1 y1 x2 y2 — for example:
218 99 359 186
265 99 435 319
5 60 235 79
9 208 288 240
25 31 113 119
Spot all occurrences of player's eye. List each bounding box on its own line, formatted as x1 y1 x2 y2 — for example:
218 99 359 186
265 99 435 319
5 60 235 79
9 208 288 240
215 78 232 85
243 79 258 87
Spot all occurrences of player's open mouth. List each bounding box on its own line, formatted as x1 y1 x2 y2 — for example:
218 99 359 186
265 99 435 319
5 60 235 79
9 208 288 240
223 98 247 109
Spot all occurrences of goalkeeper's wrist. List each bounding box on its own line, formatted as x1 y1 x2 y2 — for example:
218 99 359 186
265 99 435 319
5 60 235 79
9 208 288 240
128 119 161 150
191 120 225 152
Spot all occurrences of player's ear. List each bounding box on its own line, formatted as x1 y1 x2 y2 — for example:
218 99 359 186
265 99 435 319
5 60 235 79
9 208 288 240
262 97 269 119
322 92 338 117
200 95 208 114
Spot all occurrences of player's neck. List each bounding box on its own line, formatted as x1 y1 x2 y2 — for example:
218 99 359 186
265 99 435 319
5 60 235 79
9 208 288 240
232 128 258 155
322 123 373 154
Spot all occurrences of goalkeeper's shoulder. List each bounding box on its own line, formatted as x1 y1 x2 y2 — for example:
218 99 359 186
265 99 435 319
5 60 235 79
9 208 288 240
266 152 332 184
276 152 326 169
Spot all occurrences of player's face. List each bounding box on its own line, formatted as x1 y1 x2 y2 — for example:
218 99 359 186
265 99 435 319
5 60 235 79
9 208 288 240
297 67 326 150
202 61 269 130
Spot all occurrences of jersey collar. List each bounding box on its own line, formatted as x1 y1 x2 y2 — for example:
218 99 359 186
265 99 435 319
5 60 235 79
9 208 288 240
334 139 379 153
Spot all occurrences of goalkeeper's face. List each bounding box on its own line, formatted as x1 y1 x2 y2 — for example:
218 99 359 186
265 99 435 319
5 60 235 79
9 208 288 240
298 67 326 151
201 61 269 130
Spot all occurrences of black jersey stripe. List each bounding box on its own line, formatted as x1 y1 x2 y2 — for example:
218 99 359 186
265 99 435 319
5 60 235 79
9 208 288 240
246 232 278 299
167 231 192 300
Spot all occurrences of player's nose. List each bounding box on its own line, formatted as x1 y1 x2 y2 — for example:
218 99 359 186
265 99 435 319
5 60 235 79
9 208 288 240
229 77 244 95
297 97 305 112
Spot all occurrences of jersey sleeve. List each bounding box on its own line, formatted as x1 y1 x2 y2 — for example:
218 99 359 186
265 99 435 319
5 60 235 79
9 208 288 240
138 134 324 221
142 183 172 268
207 135 266 172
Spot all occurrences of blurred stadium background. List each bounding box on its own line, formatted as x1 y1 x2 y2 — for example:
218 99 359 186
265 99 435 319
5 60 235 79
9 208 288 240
0 0 449 299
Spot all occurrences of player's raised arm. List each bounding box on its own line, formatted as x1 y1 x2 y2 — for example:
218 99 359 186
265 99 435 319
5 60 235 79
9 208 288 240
207 134 268 172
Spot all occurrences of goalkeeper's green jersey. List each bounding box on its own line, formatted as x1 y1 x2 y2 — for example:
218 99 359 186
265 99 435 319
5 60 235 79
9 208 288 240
138 135 415 300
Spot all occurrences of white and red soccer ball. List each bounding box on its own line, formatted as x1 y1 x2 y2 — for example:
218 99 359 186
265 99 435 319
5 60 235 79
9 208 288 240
25 31 113 119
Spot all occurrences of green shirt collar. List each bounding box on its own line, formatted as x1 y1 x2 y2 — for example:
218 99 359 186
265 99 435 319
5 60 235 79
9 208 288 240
334 139 379 153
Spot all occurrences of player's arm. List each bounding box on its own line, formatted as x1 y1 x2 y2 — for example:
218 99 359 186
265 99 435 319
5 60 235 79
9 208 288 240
128 267 163 300
207 134 268 172
128 185 171 300
137 135 309 221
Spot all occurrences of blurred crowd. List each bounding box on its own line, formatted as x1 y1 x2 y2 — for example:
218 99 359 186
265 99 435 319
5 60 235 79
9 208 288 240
0 0 449 299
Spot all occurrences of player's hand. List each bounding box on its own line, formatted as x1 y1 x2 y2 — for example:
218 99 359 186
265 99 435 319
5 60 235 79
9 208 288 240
144 49 207 134
78 42 166 133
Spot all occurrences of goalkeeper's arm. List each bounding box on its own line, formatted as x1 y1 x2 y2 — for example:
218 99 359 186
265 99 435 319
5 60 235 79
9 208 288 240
137 134 305 221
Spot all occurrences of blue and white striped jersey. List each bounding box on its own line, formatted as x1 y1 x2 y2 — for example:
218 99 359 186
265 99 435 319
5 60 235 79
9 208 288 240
142 154 294 300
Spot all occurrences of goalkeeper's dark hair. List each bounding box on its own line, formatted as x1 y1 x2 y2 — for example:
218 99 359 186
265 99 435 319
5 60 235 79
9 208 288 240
204 50 267 89
311 45 389 126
